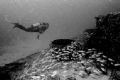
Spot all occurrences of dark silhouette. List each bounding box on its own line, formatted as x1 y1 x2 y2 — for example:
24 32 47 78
85 12 120 60
11 22 49 39
0 61 26 80
84 12 120 80
50 39 75 48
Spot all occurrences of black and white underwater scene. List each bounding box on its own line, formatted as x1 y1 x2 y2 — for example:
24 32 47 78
0 0 120 80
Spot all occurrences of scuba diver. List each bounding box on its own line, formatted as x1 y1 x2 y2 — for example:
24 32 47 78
11 22 49 39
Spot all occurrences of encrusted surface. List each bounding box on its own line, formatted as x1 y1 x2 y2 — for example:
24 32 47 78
4 41 118 80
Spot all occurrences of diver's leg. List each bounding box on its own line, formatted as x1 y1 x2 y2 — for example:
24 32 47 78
37 35 40 39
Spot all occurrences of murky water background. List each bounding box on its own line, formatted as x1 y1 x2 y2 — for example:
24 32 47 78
0 0 120 65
